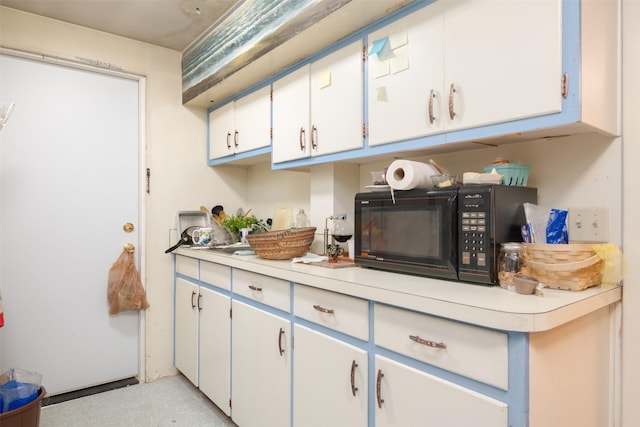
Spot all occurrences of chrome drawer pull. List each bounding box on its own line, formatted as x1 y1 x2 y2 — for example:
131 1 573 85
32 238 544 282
409 334 447 349
226 131 232 149
278 327 285 356
376 369 384 408
191 290 196 309
350 360 359 397
428 89 436 124
197 293 202 311
299 127 306 151
248 285 263 292
313 304 334 315
311 125 318 149
234 130 239 148
448 83 456 120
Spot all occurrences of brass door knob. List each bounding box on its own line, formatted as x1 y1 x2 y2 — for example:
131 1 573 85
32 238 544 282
123 223 134 233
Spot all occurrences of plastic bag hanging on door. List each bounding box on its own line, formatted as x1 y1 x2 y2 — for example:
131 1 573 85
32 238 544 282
107 248 149 315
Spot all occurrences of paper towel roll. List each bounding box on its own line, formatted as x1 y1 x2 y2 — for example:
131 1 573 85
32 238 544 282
386 160 438 190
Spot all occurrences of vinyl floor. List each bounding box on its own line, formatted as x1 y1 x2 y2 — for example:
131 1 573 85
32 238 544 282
40 374 237 427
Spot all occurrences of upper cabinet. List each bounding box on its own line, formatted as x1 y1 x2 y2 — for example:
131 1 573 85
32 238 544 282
368 0 562 146
206 0 618 168
208 85 271 161
272 40 364 164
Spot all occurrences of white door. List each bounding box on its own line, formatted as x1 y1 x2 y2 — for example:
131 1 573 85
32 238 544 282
174 278 199 386
231 300 291 427
293 324 368 427
0 54 141 395
310 40 364 156
198 286 231 416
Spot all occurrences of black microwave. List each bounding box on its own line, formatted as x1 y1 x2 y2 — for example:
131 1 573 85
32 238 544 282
354 185 537 285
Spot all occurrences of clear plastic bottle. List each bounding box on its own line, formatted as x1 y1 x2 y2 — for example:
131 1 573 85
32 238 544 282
295 209 307 228
498 242 522 289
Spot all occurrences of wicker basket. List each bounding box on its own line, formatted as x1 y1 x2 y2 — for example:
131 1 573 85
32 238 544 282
522 243 604 291
246 227 316 260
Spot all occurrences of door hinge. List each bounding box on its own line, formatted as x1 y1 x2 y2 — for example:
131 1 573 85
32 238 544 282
362 45 368 62
146 168 151 194
270 88 273 101
291 336 294 349
362 123 368 139
229 398 232 409
561 72 569 99
270 127 273 140
229 308 232 319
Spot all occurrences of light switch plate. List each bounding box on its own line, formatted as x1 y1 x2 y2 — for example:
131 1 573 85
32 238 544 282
568 207 610 243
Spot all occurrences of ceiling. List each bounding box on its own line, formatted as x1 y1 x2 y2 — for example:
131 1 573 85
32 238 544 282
0 0 241 51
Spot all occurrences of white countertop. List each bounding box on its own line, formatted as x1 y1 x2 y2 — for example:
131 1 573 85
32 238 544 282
174 247 621 333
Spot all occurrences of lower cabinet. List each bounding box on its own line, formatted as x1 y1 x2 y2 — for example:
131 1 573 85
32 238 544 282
231 300 291 427
374 355 508 427
174 277 231 415
293 324 368 427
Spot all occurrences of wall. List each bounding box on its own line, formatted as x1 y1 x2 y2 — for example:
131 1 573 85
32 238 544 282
0 6 248 381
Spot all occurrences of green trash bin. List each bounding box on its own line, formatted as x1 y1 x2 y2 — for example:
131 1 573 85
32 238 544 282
0 386 45 427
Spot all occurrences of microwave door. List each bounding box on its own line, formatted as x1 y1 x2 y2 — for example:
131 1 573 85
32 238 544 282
355 190 457 280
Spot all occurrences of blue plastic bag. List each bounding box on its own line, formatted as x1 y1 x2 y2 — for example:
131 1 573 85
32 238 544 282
0 368 42 414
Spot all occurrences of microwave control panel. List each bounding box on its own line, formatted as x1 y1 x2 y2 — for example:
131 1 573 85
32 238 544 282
457 185 537 284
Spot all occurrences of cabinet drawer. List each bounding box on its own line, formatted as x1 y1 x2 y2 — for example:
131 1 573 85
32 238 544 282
294 284 369 341
200 261 231 291
233 269 291 312
176 255 199 279
374 304 508 390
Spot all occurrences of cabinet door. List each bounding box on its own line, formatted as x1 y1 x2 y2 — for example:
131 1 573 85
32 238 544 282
234 85 271 154
208 101 235 160
174 278 199 386
310 40 364 156
443 0 562 133
375 355 508 427
231 300 291 427
272 65 311 163
368 4 445 146
293 325 367 427
198 287 231 416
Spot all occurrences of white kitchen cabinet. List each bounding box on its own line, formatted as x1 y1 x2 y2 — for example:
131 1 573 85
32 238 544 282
368 0 561 146
231 300 291 427
174 278 199 385
293 324 368 427
198 286 231 416
174 262 231 416
375 355 508 427
208 85 271 160
272 40 364 163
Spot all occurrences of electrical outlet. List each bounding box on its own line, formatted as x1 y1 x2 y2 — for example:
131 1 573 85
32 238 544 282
568 207 610 243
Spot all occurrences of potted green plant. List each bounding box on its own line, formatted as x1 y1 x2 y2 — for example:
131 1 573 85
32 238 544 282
222 214 267 241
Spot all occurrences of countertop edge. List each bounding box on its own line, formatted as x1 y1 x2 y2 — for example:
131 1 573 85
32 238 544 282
174 248 622 333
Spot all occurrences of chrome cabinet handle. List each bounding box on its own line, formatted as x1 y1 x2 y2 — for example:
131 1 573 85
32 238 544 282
428 89 436 124
311 125 318 149
313 304 334 315
448 83 456 120
191 290 196 309
409 334 447 349
278 327 285 356
226 131 232 149
350 360 359 397
234 130 239 148
197 293 202 311
376 369 384 408
299 127 306 151
248 285 262 292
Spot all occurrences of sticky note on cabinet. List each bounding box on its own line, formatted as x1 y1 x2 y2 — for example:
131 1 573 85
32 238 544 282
390 45 409 74
389 30 408 49
372 57 390 79
369 37 391 59
319 69 331 89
